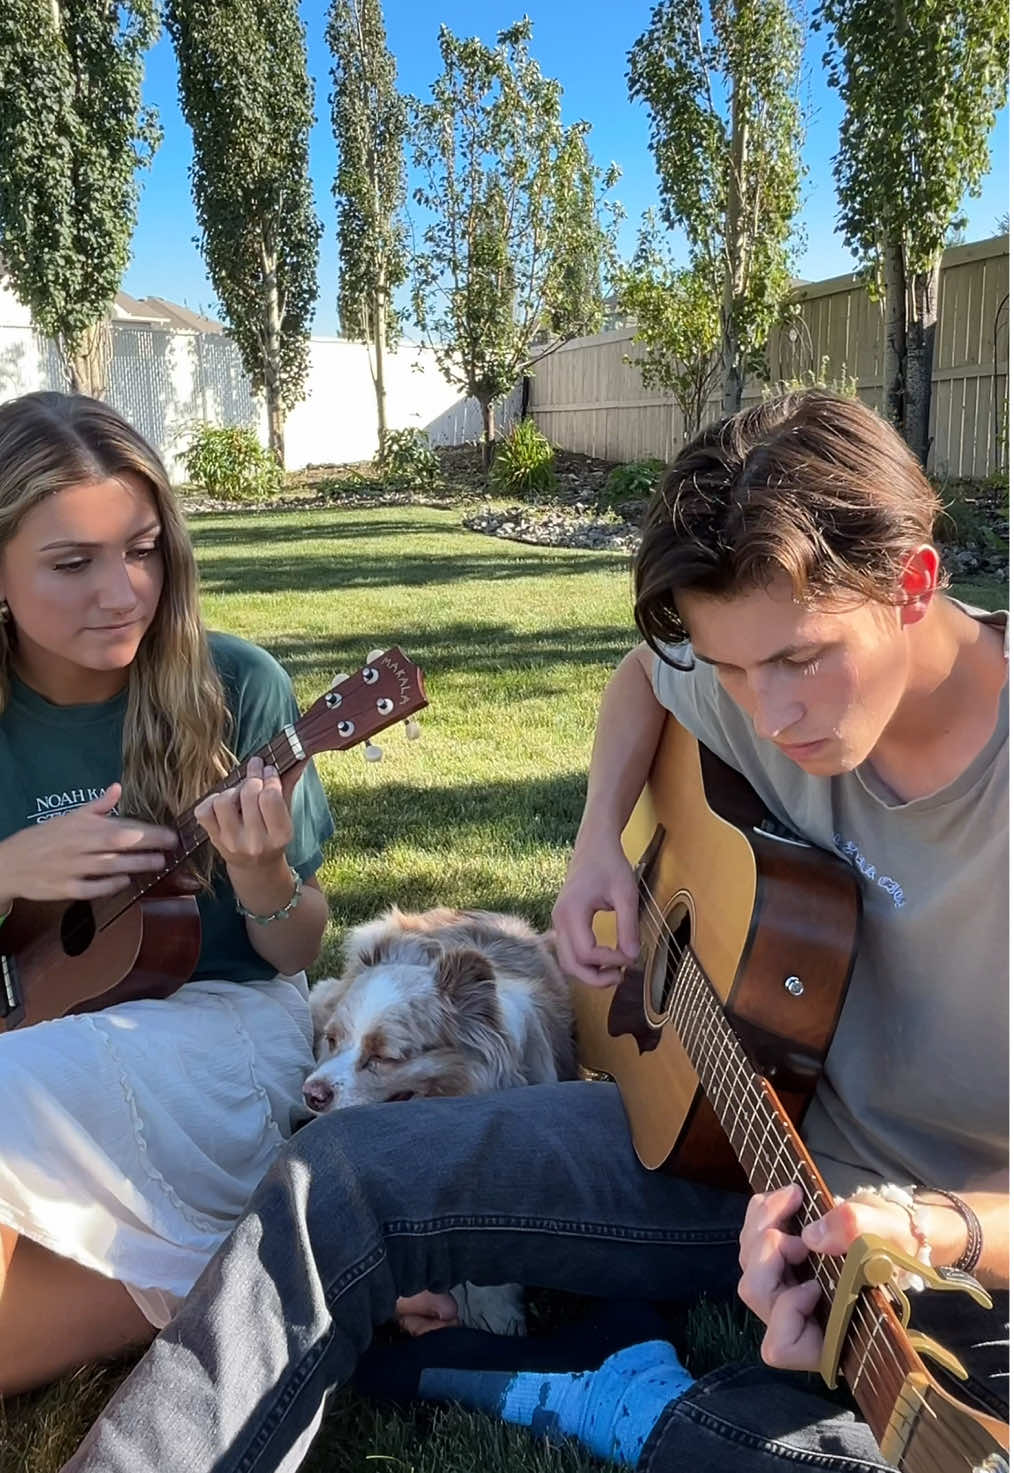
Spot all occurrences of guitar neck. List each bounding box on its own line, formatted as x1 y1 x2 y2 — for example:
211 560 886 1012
668 945 934 1460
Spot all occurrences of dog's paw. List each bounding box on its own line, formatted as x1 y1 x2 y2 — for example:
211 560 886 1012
450 1281 527 1337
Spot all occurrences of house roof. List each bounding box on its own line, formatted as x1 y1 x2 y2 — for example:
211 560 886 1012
112 292 223 333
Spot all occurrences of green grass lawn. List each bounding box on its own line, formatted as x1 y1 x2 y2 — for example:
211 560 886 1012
1 506 1005 1471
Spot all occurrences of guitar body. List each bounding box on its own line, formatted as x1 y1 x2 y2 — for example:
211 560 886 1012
572 715 861 1187
0 886 201 1032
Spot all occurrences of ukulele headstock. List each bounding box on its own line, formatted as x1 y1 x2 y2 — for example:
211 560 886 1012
297 648 427 761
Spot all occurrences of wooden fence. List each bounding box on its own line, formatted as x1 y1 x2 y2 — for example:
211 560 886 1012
530 235 1009 479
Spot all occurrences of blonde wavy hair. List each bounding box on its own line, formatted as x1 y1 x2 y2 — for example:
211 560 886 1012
0 392 232 878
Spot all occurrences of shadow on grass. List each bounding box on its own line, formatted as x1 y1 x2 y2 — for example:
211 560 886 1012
324 771 587 854
197 545 632 596
191 517 435 547
259 624 636 683
314 771 589 931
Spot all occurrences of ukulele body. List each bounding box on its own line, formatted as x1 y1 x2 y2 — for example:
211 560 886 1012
0 884 201 1032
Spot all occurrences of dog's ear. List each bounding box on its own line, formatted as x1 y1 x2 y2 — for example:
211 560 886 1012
436 948 498 1026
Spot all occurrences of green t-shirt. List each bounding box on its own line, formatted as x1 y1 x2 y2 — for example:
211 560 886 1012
0 631 335 984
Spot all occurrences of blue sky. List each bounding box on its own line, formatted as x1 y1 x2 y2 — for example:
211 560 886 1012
123 0 1010 335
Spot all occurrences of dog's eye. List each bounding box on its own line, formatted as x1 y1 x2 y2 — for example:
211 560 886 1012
364 1054 394 1072
325 1034 338 1053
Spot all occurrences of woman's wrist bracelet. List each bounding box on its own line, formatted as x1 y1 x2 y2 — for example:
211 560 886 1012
235 864 303 925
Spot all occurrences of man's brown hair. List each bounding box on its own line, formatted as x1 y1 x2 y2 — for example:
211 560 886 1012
634 390 944 661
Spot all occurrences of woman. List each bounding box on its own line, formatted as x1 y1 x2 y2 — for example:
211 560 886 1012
0 391 334 1394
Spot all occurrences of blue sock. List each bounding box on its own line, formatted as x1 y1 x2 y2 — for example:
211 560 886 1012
417 1338 695 1466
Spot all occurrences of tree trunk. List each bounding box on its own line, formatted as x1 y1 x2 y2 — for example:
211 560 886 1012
65 320 112 399
480 395 496 469
881 238 906 434
262 246 286 466
720 71 747 416
373 284 388 462
903 258 940 469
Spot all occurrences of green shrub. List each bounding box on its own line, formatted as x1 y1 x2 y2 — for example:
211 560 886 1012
933 475 1008 549
184 425 283 503
377 428 440 487
489 419 557 498
599 458 664 510
764 356 859 399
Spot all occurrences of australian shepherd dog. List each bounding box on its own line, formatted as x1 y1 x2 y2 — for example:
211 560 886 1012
303 905 576 1334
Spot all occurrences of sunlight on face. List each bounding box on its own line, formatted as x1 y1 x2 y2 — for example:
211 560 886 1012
679 574 910 774
0 473 164 703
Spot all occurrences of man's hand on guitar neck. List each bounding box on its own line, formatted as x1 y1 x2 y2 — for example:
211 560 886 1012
737 1181 1008 1373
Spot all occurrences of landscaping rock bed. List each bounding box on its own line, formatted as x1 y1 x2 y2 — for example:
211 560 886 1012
462 503 639 553
177 444 1007 581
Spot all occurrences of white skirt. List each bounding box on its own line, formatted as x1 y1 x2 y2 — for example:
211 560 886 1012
0 975 315 1327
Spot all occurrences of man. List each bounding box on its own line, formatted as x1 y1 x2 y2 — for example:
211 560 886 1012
64 393 1008 1473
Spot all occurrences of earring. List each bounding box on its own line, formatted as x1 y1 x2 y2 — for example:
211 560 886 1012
0 601 9 624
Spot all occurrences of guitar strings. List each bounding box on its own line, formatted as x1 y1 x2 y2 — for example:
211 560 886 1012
625 878 982 1467
632 876 933 1405
640 880 1004 1472
630 881 992 1471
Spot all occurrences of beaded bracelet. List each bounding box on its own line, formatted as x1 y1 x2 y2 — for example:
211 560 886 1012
235 865 303 926
850 1183 933 1291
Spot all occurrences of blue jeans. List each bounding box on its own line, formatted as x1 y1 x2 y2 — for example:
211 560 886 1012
63 1082 1008 1472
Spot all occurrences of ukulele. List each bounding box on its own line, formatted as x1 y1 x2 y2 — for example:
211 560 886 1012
0 648 427 1033
571 713 1009 1473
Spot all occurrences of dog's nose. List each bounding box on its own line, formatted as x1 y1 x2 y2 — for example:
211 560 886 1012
303 1079 335 1113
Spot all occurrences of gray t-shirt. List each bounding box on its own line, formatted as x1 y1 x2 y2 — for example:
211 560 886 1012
652 603 1008 1198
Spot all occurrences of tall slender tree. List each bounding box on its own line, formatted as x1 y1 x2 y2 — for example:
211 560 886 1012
818 0 1008 465
410 19 619 465
628 0 804 415
165 0 320 464
327 0 407 462
0 0 160 397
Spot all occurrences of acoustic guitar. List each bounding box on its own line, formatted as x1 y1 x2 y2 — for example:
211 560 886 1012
571 713 1009 1473
0 647 426 1033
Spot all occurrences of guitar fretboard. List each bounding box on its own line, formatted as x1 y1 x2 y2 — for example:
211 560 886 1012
660 936 913 1441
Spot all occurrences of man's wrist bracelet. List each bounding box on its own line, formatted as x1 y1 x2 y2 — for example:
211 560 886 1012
916 1187 984 1275
235 864 303 925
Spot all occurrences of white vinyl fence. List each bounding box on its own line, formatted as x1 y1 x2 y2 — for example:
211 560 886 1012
0 285 520 481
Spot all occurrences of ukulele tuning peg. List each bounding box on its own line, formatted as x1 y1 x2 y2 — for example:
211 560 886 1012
330 672 350 688
365 648 384 665
363 741 384 763
404 719 422 741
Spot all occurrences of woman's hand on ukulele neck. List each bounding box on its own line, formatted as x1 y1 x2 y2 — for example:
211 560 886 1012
0 784 178 908
193 754 305 912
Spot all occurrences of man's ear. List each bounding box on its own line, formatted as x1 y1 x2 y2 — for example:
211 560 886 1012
897 545 940 627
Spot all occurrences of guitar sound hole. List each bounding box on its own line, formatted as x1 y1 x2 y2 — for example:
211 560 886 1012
647 899 692 1017
60 901 97 957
